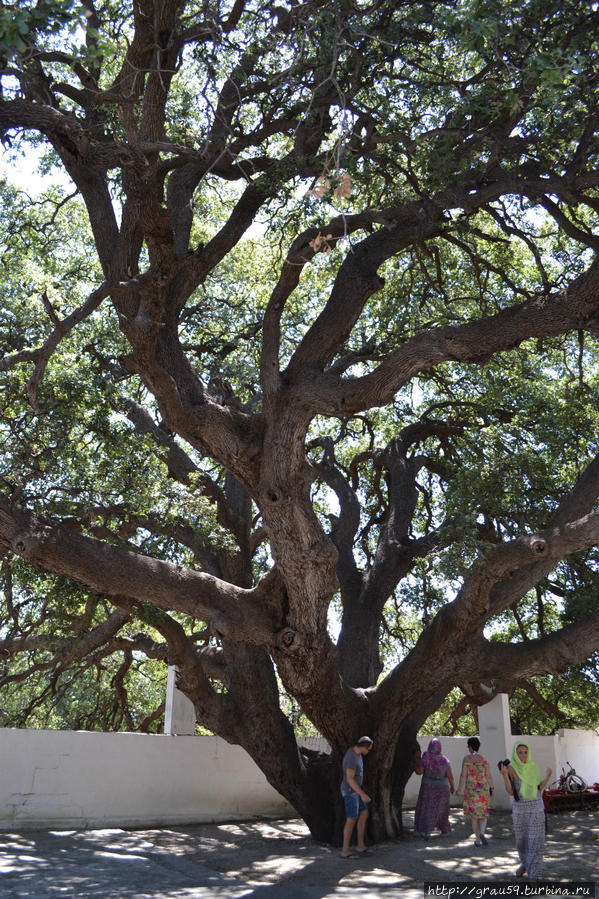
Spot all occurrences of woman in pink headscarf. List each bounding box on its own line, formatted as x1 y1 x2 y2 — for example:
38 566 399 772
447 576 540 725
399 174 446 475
414 738 455 838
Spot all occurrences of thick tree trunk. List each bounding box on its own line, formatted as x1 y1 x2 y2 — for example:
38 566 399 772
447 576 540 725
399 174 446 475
299 741 419 844
299 749 344 843
270 700 444 845
336 601 384 688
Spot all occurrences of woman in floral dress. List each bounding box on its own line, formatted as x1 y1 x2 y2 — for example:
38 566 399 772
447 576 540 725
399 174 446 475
456 737 494 846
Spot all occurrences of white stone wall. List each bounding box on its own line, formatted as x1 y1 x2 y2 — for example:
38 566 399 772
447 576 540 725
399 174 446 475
554 728 599 790
0 728 293 830
0 717 597 830
404 727 599 811
403 735 494 809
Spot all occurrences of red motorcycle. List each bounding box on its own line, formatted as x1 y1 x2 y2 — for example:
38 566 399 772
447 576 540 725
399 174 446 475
543 762 599 812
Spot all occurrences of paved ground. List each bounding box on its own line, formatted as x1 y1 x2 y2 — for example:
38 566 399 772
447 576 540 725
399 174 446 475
0 808 597 898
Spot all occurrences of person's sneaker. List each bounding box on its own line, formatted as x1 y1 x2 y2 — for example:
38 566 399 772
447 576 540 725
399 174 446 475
480 834 488 845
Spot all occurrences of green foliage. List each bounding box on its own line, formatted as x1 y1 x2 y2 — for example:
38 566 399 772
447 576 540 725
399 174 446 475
0 556 168 731
1 0 599 746
509 666 599 736
0 0 79 63
0 180 230 729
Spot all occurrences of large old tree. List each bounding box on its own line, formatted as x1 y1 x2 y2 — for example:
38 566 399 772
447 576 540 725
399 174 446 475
1 0 599 841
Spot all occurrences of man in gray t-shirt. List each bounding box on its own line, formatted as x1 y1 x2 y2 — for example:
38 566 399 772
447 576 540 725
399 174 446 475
340 736 373 858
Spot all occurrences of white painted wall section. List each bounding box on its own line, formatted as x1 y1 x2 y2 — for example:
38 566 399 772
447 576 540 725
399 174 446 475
402 720 598 811
164 666 196 735
0 729 293 830
1 694 598 830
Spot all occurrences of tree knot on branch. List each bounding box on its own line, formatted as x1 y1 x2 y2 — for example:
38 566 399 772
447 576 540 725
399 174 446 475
276 627 301 652
530 538 547 556
12 530 44 556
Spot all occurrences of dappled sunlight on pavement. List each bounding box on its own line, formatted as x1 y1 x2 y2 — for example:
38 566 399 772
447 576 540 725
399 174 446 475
0 809 596 897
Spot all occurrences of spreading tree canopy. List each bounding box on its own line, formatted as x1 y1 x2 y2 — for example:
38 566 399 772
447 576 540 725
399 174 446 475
1 0 599 842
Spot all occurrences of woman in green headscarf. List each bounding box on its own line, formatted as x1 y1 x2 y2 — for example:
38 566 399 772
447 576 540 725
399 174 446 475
499 742 552 882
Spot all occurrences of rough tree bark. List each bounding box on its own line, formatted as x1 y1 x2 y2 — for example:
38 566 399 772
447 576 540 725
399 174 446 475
1 0 599 843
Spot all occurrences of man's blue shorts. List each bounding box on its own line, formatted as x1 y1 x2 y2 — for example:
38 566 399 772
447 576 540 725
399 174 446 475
343 793 367 819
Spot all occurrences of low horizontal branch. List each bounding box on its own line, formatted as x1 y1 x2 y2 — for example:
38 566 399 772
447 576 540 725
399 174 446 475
0 496 281 647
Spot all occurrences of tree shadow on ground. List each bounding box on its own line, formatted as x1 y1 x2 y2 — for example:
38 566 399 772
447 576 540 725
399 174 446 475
0 809 596 897
134 810 599 892
0 828 249 898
